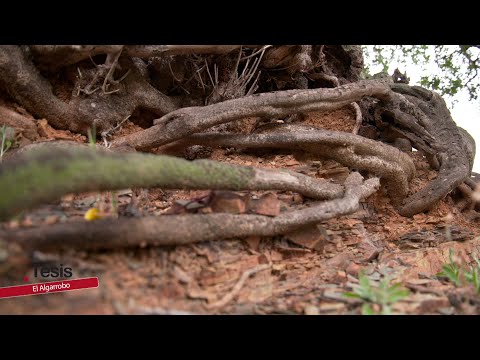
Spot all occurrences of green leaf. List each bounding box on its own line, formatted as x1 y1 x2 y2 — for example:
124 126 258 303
343 292 362 299
359 273 372 288
465 267 480 294
473 256 480 268
438 265 461 286
381 304 393 315
386 288 410 303
361 303 376 315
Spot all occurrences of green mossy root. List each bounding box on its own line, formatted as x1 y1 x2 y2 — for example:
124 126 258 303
0 147 254 221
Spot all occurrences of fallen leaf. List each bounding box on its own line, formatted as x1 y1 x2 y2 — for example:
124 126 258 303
318 302 346 313
209 191 247 214
284 224 329 250
186 286 217 302
244 236 261 251
247 192 280 216
284 159 300 166
346 262 362 276
304 305 319 315
44 215 59 225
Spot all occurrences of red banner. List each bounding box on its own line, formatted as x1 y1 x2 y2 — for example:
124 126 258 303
0 277 99 299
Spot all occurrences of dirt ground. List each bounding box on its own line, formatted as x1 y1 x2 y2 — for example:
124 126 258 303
1 104 480 315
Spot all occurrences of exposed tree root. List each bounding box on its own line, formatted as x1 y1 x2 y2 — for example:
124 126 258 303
29 45 249 69
0 45 476 219
163 125 415 206
4 173 380 251
0 46 178 134
0 143 344 221
377 84 475 216
351 102 363 135
112 80 393 150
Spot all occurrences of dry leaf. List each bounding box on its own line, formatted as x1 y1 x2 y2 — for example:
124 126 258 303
247 192 280 216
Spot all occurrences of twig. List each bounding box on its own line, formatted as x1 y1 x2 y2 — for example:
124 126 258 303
404 284 444 296
205 59 216 88
240 45 273 61
101 115 131 139
241 48 266 95
194 63 207 92
205 263 272 309
168 60 182 83
102 46 125 94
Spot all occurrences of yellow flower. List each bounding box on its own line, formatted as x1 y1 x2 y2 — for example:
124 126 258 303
84 207 102 221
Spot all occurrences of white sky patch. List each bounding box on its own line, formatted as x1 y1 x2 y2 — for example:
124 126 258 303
364 46 480 173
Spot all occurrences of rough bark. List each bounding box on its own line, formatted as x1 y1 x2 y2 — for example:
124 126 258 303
112 80 393 150
30 45 248 69
0 143 344 221
0 45 476 219
377 84 475 216
4 173 379 251
163 125 415 206
0 46 178 134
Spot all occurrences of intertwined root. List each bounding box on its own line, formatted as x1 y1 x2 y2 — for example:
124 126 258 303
2 158 379 251
0 45 477 251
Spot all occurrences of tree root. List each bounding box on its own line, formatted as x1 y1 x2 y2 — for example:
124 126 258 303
351 102 362 135
164 125 415 206
112 80 393 150
29 45 249 69
0 44 475 219
4 172 380 251
0 46 178 134
0 143 344 221
377 84 475 216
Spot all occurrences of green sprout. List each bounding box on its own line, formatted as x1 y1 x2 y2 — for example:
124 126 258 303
464 256 480 294
0 125 13 163
87 123 96 148
437 248 462 286
344 272 410 315
438 248 480 294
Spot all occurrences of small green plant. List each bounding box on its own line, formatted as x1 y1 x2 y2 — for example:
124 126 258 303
344 272 410 315
0 125 13 162
437 248 462 286
87 124 96 148
438 248 480 294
